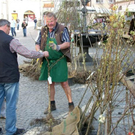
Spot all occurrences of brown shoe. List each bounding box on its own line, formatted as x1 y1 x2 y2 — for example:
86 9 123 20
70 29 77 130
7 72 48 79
44 102 56 114
69 102 74 112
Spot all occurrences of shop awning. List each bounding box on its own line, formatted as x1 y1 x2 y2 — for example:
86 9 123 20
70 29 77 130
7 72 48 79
78 6 111 14
24 10 34 15
43 3 54 8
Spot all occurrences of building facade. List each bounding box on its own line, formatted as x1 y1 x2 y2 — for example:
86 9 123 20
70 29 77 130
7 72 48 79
0 0 44 23
114 0 135 12
0 0 9 19
0 0 134 23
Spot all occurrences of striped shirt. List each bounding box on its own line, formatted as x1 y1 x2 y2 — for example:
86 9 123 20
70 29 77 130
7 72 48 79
35 27 70 45
10 39 44 58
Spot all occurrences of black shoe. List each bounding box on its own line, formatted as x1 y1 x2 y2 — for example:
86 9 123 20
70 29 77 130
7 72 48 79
0 116 6 119
44 106 56 114
0 127 2 134
44 101 56 114
68 102 74 112
13 128 25 135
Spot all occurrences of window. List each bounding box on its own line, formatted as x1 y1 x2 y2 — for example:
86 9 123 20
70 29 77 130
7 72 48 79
118 6 122 10
108 0 114 3
96 0 103 3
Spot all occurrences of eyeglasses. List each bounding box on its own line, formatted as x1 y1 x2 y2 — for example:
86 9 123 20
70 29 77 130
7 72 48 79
7 24 10 28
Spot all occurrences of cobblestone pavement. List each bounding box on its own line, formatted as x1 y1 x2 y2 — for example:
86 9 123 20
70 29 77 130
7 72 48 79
0 22 91 134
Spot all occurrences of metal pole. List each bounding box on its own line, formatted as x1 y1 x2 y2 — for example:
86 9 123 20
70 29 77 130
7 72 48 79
81 0 88 33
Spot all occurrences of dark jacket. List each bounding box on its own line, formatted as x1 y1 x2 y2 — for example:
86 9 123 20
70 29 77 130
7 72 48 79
40 23 71 62
128 18 135 35
0 30 20 83
22 22 28 29
34 19 37 23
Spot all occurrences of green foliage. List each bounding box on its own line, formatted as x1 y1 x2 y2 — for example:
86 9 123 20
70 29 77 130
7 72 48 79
56 0 81 31
126 11 132 17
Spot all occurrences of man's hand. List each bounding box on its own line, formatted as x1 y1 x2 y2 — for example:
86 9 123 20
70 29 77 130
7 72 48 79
50 43 60 51
43 51 49 57
35 44 40 51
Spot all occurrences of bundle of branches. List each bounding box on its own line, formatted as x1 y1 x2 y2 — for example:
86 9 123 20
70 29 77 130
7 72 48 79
76 8 135 135
19 59 41 80
73 71 91 84
19 59 92 84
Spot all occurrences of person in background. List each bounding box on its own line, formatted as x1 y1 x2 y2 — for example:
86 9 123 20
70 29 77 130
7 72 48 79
10 17 16 37
24 16 28 24
0 19 49 135
35 12 74 114
22 19 28 37
102 18 106 29
16 18 20 30
34 17 37 29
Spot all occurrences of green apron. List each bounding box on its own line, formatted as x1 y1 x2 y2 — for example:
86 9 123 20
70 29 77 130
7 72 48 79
39 37 68 82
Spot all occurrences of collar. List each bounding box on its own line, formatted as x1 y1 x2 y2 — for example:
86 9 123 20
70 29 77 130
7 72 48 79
53 22 58 31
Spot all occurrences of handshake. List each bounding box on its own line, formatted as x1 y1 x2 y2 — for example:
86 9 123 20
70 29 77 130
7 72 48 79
35 45 49 57
43 51 49 57
49 43 60 51
38 50 49 57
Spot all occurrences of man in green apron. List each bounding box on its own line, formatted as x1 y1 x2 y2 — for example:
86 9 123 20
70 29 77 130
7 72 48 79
35 12 74 114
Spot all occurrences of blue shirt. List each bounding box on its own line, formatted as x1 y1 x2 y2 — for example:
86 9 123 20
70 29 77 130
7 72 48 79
35 26 70 45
